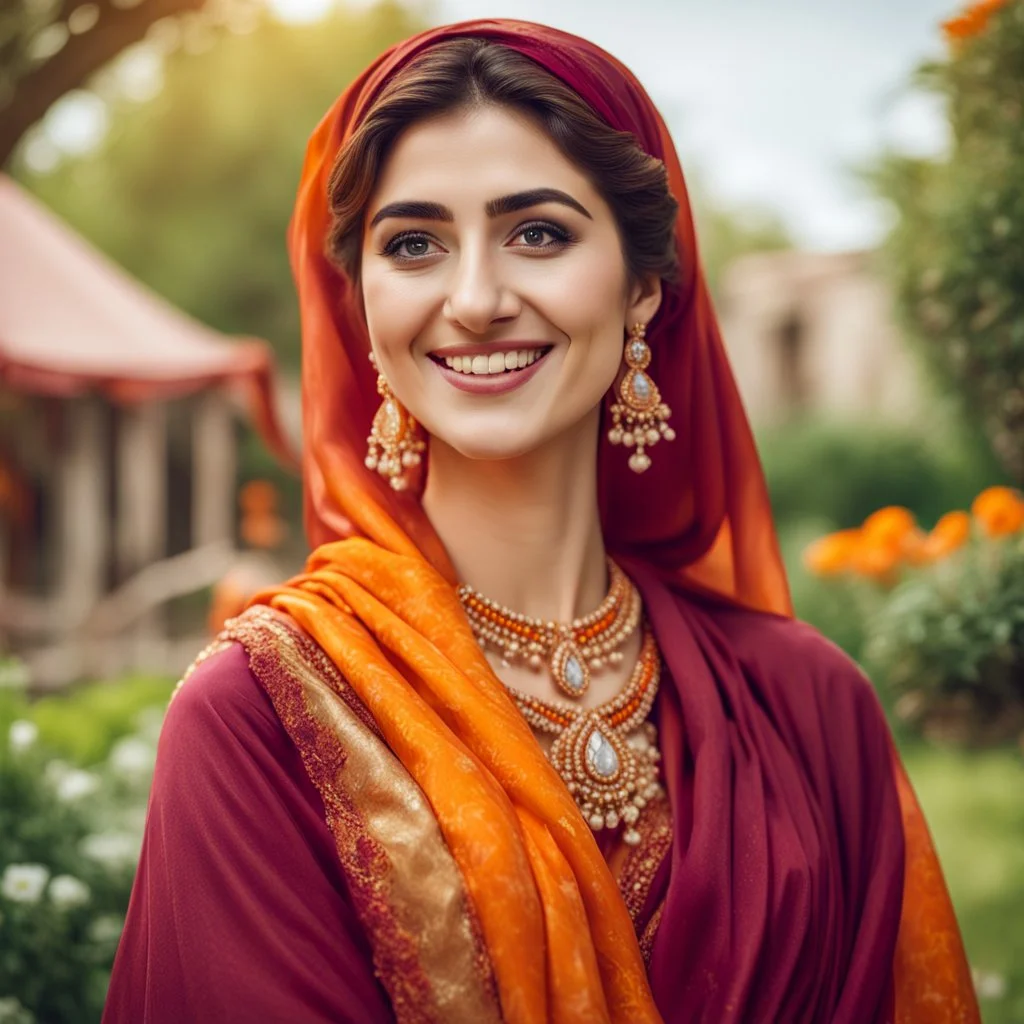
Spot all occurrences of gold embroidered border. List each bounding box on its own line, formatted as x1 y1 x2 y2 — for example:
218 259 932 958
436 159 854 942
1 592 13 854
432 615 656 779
615 792 673 965
180 607 500 1024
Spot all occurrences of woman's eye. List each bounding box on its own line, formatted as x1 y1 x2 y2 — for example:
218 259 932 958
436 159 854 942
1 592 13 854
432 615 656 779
512 222 573 249
380 233 438 261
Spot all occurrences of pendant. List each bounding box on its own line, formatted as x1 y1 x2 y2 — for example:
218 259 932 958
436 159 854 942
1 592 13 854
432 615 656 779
551 636 590 698
548 712 662 843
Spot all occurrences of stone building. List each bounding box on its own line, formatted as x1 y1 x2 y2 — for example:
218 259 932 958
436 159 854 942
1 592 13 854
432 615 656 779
716 249 923 428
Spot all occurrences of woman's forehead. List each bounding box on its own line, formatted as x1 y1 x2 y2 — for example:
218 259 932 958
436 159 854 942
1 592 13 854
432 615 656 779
366 106 601 213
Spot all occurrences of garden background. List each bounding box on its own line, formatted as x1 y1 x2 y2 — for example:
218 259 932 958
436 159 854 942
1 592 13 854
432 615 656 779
2 0 1023 1021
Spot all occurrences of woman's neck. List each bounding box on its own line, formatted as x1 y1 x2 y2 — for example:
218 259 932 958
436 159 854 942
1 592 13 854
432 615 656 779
421 411 608 623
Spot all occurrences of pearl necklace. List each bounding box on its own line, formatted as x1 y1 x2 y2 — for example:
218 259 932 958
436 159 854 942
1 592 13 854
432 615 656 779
457 559 641 700
503 626 664 846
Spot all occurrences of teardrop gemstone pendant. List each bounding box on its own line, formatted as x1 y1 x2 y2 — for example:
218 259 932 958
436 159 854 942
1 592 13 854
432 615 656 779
551 636 591 698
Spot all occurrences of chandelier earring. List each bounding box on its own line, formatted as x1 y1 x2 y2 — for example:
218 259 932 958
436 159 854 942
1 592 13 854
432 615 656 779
364 353 425 491
607 322 675 473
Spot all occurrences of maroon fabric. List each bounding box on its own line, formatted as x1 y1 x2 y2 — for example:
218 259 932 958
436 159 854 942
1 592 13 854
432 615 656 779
102 644 394 1024
105 574 903 1023
628 563 904 1023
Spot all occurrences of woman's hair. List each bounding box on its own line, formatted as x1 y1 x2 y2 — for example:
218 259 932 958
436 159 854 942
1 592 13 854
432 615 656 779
325 37 680 287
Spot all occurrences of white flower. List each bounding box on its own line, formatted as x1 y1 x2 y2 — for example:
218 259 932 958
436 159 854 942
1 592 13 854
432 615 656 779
48 874 91 909
43 759 71 786
55 768 101 802
87 913 125 945
109 736 155 777
1 863 50 903
80 831 139 869
0 995 35 1023
973 969 1007 1000
7 720 38 752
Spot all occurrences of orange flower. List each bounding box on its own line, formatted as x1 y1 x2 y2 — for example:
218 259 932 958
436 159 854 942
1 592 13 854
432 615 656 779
241 511 287 549
972 485 1024 537
803 529 861 576
861 506 918 547
942 0 1008 43
901 527 933 565
239 478 279 515
850 535 903 582
919 510 972 561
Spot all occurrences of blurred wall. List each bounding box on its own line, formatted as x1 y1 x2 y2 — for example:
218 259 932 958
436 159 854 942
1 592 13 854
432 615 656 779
718 249 924 427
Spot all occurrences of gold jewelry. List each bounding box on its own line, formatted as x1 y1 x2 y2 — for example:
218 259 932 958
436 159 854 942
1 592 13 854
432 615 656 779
364 356 425 491
506 626 664 845
607 322 675 473
457 559 641 700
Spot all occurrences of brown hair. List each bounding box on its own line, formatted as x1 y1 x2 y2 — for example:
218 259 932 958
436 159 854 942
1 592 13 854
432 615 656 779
325 37 680 287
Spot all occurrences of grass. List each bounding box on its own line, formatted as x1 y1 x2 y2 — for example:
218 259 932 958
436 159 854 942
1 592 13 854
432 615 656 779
900 741 1024 1023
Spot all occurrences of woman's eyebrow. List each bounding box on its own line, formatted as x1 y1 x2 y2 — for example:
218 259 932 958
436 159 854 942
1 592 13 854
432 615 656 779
369 188 592 227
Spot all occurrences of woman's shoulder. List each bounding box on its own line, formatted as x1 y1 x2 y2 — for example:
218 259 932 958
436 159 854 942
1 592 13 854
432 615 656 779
688 599 892 756
159 637 290 771
710 602 876 698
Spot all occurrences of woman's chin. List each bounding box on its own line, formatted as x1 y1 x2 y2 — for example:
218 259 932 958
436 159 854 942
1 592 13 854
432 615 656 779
425 427 550 465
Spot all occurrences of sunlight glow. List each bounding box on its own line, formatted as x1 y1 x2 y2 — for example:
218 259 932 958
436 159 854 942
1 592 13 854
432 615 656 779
264 0 335 25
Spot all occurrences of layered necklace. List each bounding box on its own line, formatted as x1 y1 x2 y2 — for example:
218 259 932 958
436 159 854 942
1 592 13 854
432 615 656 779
458 562 663 846
457 558 641 700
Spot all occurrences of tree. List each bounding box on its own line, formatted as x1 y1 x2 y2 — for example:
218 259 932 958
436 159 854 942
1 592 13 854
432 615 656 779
0 0 230 164
15 0 424 371
871 0 1024 481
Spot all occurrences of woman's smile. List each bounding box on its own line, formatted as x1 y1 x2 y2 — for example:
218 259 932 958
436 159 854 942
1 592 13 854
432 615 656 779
427 342 554 395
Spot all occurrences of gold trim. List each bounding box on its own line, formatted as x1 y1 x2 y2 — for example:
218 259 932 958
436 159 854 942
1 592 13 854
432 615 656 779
211 607 501 1024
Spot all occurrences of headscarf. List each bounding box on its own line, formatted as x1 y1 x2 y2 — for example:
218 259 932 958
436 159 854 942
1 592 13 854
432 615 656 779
257 18 795 1023
288 18 791 617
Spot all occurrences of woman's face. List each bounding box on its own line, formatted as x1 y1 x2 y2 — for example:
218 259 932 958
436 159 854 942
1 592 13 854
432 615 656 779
360 104 662 463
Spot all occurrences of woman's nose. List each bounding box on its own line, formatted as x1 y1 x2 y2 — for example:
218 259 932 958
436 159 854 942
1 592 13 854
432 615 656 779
443 246 520 333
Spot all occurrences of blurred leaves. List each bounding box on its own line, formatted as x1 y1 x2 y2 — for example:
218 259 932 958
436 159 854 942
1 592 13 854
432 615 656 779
758 415 1008 532
870 0 1024 481
14 0 426 372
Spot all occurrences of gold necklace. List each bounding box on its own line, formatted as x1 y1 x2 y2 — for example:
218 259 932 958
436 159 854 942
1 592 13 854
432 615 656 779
457 558 641 700
505 626 664 846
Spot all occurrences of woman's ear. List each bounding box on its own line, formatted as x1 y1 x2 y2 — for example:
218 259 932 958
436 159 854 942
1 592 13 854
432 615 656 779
626 274 662 327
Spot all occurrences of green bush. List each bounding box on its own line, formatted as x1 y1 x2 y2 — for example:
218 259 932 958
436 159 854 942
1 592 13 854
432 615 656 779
758 417 1007 533
864 531 1024 744
1 674 164 1023
28 674 175 767
871 0 1024 482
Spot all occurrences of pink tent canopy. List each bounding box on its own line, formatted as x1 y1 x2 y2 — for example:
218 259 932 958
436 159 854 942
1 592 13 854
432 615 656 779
0 175 297 467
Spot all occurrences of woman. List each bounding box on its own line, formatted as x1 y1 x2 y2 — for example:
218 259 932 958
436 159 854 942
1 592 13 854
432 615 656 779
104 19 979 1024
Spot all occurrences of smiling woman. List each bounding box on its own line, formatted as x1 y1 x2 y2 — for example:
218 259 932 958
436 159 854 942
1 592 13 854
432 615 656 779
104 19 978 1024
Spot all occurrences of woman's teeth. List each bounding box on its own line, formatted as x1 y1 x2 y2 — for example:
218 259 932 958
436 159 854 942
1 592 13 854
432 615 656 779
441 349 544 375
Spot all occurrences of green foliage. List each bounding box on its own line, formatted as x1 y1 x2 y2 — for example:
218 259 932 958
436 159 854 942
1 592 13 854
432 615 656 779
758 416 1007 532
1 677 163 1023
28 674 175 767
901 740 1024 1023
864 532 1024 744
16 1 426 373
871 0 1024 481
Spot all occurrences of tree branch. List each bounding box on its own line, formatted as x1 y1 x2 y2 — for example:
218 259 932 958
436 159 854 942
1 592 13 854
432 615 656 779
0 0 205 167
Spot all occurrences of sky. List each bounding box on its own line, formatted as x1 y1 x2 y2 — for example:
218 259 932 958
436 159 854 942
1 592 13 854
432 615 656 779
40 0 962 252
422 0 958 251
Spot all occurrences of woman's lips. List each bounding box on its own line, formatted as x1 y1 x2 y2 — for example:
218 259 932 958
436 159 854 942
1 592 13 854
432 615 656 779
430 348 552 395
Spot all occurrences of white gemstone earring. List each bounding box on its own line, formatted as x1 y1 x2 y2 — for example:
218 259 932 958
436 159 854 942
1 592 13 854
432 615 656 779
364 353 425 490
607 322 675 472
